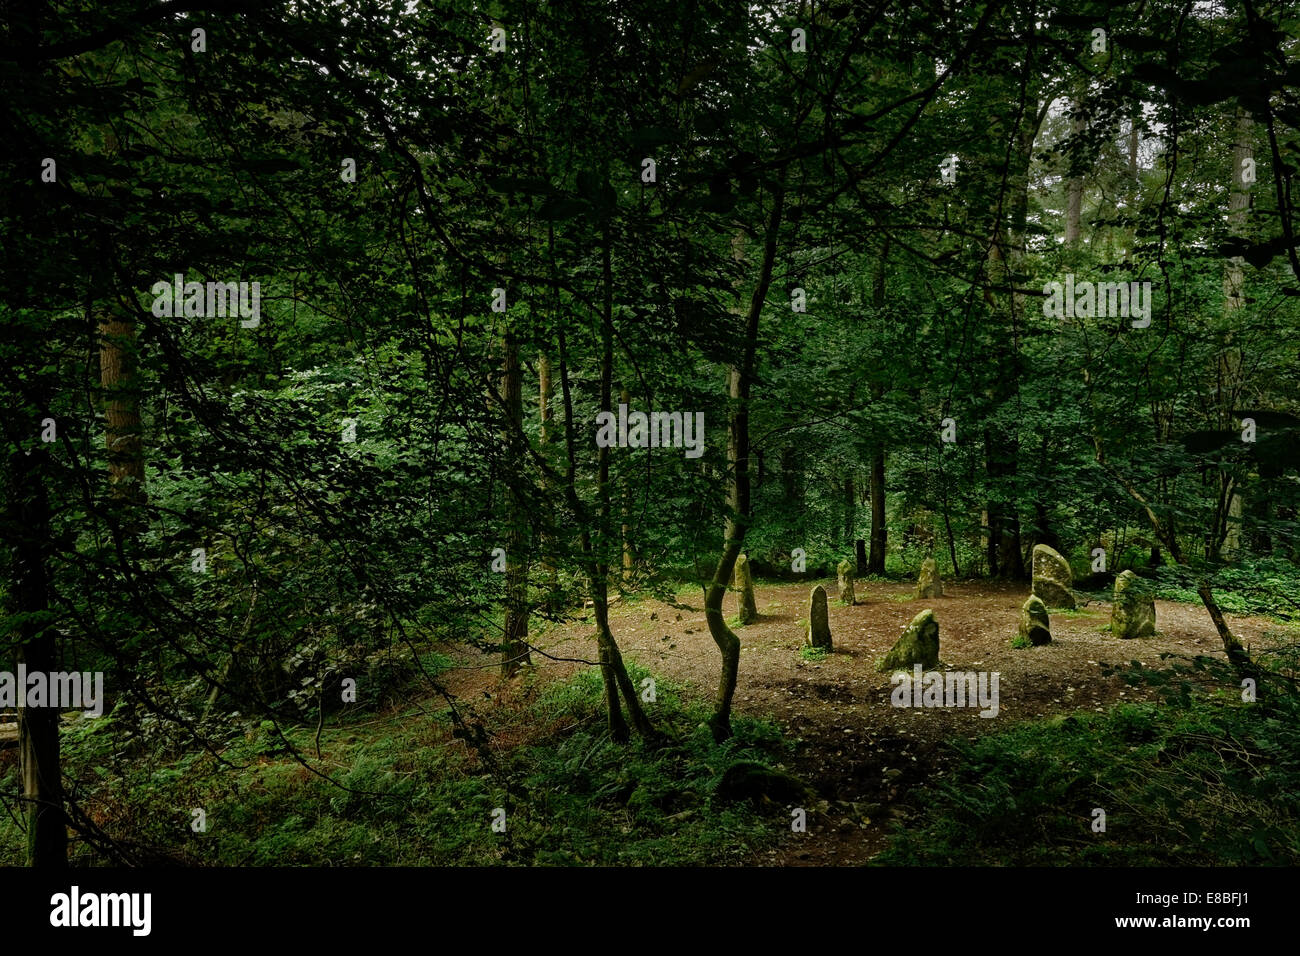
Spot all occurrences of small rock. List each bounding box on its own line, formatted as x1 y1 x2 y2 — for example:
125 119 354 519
915 558 943 598
877 609 939 671
805 585 832 650
1019 594 1052 645
1111 570 1156 639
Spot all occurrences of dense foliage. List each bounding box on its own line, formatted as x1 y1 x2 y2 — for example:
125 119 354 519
4 0 1300 866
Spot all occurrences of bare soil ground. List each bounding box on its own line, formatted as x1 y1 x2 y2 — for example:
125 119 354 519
440 577 1286 866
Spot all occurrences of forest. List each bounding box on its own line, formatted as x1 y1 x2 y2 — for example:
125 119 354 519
2 0 1300 874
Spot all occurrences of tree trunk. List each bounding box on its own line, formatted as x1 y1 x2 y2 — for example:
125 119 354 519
553 326 655 740
998 509 1023 579
1064 105 1085 245
1034 501 1062 553
592 601 629 742
537 349 561 610
782 444 804 557
8 445 67 867
1149 401 1173 567
595 230 628 734
620 386 634 590
983 426 1024 579
1128 112 1140 178
1218 107 1253 560
499 332 530 678
538 350 553 445
99 310 145 507
553 225 656 740
703 364 746 742
942 505 961 578
843 473 855 551
867 241 888 576
703 179 785 742
868 450 889 574
982 87 1039 582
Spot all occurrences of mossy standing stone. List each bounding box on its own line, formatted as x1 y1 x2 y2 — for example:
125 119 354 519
1031 544 1076 609
805 585 832 650
837 558 857 605
733 553 758 625
916 557 943 598
878 608 940 672
1019 594 1052 645
1111 570 1156 638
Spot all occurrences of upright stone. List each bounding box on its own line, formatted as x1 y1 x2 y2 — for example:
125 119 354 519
1031 544 1076 609
877 609 940 672
1019 594 1052 645
805 585 832 650
915 557 943 598
1111 570 1156 639
733 553 758 625
837 558 856 605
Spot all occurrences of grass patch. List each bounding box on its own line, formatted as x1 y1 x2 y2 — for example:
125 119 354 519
1151 557 1300 622
2 659 791 866
874 651 1300 866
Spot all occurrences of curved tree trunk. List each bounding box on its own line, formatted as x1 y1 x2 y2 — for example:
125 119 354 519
703 179 785 742
545 223 657 741
620 386 634 590
553 326 656 741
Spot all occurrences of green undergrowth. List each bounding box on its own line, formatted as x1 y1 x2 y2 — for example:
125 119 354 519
875 653 1300 865
1107 557 1300 622
1 663 790 866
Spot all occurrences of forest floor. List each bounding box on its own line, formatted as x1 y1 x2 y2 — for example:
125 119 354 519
437 578 1285 866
